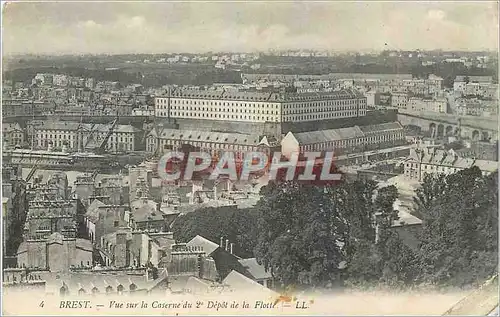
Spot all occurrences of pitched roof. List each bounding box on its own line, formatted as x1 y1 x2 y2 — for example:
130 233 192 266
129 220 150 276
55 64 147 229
168 88 364 102
290 122 403 145
35 121 88 131
2 122 23 132
409 148 497 172
130 199 163 222
238 258 272 280
186 235 219 256
358 122 403 134
222 270 278 296
157 128 263 146
85 199 105 222
114 125 141 133
474 160 499 172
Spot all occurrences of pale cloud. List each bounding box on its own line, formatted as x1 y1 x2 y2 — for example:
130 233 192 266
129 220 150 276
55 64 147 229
2 2 498 55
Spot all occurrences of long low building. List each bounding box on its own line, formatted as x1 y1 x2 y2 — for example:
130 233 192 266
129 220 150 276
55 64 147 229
155 88 367 124
146 126 279 157
404 147 498 181
281 122 406 157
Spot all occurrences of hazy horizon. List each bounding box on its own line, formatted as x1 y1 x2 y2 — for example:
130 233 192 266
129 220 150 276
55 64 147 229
2 2 499 55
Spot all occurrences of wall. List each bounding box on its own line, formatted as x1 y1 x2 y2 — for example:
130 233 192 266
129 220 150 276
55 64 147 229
280 132 299 158
74 180 95 205
115 233 128 268
48 241 67 272
94 205 129 248
26 240 47 269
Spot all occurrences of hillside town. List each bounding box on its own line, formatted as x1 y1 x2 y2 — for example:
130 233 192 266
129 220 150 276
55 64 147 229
2 2 499 315
3 57 498 296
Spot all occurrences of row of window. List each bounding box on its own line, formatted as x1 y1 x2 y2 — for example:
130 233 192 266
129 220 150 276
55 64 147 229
36 135 133 143
171 106 279 115
37 140 134 150
283 111 360 121
148 139 259 152
170 112 279 122
156 98 365 110
299 133 404 151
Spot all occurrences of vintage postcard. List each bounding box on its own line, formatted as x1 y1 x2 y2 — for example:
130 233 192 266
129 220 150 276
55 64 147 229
1 1 499 316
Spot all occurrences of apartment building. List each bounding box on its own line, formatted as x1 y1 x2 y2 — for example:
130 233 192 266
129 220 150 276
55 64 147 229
453 76 498 100
391 93 409 109
455 98 497 117
407 97 447 113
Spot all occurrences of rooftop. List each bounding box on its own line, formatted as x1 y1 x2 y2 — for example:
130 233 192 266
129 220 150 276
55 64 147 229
165 88 365 102
289 121 403 145
151 128 264 146
186 235 220 256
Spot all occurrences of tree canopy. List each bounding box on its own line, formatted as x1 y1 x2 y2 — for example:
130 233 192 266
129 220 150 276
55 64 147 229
414 167 498 287
172 205 260 258
171 166 497 290
253 180 400 289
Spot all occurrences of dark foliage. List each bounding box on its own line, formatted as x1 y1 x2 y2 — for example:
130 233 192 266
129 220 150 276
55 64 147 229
171 206 260 258
414 167 498 287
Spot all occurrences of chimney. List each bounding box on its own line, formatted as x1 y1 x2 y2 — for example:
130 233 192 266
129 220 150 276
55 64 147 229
230 243 234 255
220 237 224 248
225 239 229 251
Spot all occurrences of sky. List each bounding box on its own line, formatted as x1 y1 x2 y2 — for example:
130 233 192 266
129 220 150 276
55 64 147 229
2 1 499 55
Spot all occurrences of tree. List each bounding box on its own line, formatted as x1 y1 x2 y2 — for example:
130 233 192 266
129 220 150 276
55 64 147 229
254 179 401 289
344 183 411 288
172 206 260 258
378 231 420 287
254 182 348 289
416 167 498 286
375 185 399 229
413 173 447 219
